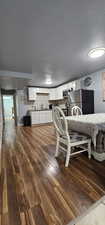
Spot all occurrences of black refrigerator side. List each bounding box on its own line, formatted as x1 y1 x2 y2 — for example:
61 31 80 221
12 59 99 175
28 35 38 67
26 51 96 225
81 89 94 114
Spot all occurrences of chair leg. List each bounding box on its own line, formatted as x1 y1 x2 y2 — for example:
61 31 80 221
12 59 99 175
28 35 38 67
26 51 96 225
88 140 91 159
65 143 71 167
55 134 60 157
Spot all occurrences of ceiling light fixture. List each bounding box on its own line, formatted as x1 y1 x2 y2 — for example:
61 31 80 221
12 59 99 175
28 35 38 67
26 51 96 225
45 75 52 84
88 47 105 58
46 80 52 85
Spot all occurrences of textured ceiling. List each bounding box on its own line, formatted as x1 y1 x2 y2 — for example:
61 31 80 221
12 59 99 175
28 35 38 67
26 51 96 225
0 0 105 87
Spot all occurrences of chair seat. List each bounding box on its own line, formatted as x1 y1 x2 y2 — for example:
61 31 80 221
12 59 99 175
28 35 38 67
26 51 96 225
63 131 89 143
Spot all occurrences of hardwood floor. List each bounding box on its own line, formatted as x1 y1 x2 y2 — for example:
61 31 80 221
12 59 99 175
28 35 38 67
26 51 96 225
1 121 105 225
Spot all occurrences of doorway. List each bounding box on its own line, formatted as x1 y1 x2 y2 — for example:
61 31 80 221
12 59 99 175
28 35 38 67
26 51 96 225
1 90 17 126
3 95 14 121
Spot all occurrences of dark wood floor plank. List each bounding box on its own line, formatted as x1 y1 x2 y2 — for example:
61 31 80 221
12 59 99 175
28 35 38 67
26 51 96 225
16 132 66 224
5 147 21 225
1 121 105 225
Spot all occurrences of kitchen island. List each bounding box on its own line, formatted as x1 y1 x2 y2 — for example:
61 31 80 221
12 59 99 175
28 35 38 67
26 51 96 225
28 110 53 125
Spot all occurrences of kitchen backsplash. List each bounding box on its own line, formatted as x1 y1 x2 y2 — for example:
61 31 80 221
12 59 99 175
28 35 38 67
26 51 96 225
35 94 49 110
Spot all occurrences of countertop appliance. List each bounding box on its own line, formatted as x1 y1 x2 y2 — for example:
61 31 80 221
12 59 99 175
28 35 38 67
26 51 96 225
49 104 53 109
66 89 94 115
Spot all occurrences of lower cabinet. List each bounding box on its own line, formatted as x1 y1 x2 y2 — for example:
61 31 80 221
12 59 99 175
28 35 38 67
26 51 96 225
30 110 52 125
31 111 40 124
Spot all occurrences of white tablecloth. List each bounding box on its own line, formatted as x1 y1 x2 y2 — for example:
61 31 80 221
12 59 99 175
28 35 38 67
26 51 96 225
66 113 105 149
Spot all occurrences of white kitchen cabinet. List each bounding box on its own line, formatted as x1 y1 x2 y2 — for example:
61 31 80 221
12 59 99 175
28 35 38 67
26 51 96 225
40 111 47 123
42 88 49 93
30 110 52 125
28 81 77 102
62 83 68 91
49 88 56 100
28 87 37 101
31 111 40 124
36 88 49 94
60 85 65 94
35 88 42 93
56 86 63 99
75 79 81 90
49 87 63 100
28 87 50 101
47 111 53 122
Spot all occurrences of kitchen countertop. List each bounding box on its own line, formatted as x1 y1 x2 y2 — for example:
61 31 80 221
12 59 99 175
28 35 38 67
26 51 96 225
28 109 52 112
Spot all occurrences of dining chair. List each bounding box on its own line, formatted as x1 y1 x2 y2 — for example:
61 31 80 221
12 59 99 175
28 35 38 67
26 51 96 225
52 106 91 167
71 106 82 116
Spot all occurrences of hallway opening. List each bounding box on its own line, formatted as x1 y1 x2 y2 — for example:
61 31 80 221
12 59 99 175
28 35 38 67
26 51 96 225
1 89 17 126
3 95 14 121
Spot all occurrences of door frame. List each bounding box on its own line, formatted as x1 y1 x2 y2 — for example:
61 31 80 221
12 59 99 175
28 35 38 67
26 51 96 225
1 89 18 126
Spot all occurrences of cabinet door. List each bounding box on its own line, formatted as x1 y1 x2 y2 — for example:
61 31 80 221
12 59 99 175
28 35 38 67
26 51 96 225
49 89 56 100
49 89 53 100
46 111 52 122
40 111 46 123
42 88 49 93
31 112 40 124
61 84 68 95
52 89 56 100
50 111 53 122
28 87 36 101
57 86 63 99
36 88 49 94
35 88 42 93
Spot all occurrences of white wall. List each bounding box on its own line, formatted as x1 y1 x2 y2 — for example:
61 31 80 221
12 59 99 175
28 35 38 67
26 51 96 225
17 89 34 125
79 69 105 113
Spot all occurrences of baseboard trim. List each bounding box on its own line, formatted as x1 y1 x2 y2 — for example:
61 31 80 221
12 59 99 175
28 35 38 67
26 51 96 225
31 122 53 127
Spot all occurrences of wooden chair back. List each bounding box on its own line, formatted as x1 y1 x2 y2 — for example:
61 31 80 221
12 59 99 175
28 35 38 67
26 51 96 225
52 107 68 137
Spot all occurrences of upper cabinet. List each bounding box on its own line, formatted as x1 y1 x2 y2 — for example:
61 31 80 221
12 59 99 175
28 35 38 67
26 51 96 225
36 88 49 93
49 87 63 100
64 81 76 90
28 80 78 101
56 86 63 100
28 87 50 101
75 80 81 90
49 88 56 100
28 87 37 101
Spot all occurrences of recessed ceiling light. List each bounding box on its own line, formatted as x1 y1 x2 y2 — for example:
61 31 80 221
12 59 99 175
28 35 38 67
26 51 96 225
88 47 105 58
46 79 52 85
45 74 52 85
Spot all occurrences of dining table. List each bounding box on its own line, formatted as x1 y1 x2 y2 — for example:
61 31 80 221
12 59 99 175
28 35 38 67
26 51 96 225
66 113 105 161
